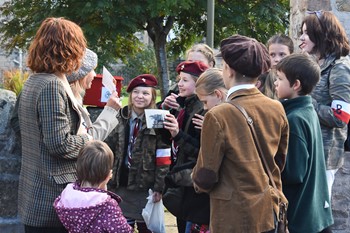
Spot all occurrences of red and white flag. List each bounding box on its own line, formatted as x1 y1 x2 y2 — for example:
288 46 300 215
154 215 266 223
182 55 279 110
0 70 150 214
331 100 350 123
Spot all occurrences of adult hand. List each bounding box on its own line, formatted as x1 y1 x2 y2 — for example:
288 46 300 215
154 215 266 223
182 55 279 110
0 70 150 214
152 191 162 203
192 114 204 130
106 91 122 110
164 114 179 138
163 93 179 110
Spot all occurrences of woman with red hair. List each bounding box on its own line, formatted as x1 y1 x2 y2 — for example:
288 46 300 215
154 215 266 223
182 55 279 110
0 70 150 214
18 17 91 233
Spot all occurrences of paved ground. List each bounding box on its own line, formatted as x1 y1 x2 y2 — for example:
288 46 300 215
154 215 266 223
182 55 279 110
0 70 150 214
164 209 177 233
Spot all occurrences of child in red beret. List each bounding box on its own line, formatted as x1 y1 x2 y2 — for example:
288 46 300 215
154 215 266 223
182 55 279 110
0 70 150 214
157 43 216 113
163 61 210 233
105 74 171 233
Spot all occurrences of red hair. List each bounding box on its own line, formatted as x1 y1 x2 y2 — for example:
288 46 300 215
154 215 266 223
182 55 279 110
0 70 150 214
27 17 87 74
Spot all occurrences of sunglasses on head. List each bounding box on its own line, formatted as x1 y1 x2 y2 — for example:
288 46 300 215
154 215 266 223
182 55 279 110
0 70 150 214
306 10 323 20
306 10 324 30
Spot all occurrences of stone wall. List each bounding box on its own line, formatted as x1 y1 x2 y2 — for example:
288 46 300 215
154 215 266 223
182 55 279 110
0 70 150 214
0 89 24 233
290 1 350 232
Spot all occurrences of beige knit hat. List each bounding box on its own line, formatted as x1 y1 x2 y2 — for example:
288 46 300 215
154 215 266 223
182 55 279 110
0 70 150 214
67 48 97 82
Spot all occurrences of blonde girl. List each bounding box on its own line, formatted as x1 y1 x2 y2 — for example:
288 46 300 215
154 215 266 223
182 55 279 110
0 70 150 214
193 68 227 129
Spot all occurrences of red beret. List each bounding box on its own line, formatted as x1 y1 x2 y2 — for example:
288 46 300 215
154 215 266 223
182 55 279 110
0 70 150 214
219 34 271 78
126 74 158 92
176 61 209 77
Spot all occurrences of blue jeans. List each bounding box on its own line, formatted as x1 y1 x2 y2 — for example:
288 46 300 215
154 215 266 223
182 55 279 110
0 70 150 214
185 221 192 233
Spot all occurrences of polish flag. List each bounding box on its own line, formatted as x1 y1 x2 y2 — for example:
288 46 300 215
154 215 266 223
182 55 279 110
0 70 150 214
156 148 171 166
331 100 350 123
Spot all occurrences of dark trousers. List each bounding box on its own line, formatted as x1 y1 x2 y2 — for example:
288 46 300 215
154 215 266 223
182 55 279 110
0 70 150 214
320 226 333 233
25 225 68 233
177 217 186 233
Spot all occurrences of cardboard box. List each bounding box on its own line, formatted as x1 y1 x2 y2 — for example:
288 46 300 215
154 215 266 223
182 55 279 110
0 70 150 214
83 74 124 107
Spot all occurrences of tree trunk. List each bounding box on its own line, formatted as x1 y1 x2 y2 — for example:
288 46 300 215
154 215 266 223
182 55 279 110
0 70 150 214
153 37 169 99
146 16 174 99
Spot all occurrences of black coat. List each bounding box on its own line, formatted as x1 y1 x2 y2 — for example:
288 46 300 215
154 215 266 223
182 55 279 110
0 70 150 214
171 94 210 225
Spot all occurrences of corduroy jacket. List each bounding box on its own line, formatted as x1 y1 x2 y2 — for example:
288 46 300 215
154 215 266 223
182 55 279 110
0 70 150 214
193 88 289 233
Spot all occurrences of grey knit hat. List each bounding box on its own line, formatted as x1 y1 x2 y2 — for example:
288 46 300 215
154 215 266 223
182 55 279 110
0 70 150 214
67 48 98 82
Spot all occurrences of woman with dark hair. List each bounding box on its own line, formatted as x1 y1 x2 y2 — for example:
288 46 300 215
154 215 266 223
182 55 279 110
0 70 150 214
18 17 91 233
299 10 350 232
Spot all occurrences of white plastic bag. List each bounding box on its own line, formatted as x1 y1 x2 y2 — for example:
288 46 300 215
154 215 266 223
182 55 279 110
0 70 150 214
142 189 166 233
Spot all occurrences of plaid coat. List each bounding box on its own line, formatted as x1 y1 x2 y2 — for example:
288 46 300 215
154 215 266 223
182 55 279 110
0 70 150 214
18 73 90 227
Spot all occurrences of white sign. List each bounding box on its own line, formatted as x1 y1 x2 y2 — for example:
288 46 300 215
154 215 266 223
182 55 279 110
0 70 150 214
102 66 116 94
100 87 111 103
144 109 170 129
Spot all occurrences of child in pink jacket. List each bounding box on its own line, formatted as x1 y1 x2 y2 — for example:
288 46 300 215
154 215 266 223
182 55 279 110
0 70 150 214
54 140 133 233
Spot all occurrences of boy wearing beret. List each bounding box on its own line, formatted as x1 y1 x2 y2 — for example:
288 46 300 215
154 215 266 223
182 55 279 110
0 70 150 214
274 53 334 233
163 60 210 233
105 74 171 233
192 35 289 233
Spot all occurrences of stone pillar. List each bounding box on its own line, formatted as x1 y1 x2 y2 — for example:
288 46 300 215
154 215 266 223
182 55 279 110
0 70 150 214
290 1 350 232
0 89 24 232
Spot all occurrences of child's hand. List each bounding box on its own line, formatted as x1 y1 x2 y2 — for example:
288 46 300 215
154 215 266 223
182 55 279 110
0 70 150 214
192 114 204 130
163 93 179 110
164 114 179 137
152 191 162 203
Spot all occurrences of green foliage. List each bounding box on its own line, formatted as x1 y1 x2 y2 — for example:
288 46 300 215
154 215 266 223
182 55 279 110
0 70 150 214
117 45 157 84
169 0 290 57
0 0 290 60
0 0 289 97
3 69 29 96
214 0 290 45
120 86 127 98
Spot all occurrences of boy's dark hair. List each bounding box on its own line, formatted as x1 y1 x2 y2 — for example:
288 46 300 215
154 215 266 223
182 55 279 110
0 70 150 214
76 140 114 186
276 53 320 95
